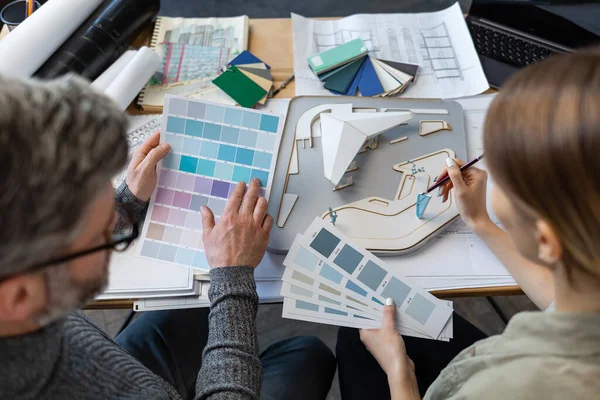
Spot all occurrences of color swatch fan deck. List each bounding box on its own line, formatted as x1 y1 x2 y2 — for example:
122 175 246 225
212 51 274 108
281 218 454 341
307 39 419 97
138 96 283 271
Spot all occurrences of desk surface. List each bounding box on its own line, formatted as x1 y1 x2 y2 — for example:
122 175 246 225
98 18 520 309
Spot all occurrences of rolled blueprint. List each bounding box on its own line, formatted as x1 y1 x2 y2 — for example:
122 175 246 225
104 46 160 111
0 0 103 78
91 50 136 92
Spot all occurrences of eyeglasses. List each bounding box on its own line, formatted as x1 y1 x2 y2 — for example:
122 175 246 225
2 211 140 280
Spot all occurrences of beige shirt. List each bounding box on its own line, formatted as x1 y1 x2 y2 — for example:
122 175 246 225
424 311 600 399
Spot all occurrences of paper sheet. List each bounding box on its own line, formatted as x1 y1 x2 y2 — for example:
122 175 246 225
101 241 286 301
0 0 104 78
389 94 514 284
291 2 489 98
104 47 161 111
132 281 283 311
99 237 196 300
91 50 137 92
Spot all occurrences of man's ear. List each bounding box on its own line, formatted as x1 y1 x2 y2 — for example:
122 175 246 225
535 219 563 266
0 274 46 323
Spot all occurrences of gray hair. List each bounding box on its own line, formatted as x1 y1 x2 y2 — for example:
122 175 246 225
0 75 128 278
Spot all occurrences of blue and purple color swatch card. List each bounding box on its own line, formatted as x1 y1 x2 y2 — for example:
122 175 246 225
138 95 283 270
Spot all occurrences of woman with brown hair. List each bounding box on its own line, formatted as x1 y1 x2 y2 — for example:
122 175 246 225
336 50 600 399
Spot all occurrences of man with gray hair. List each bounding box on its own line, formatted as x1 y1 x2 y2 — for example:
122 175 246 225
0 76 336 399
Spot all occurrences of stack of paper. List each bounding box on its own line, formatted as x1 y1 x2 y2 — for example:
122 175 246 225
213 51 274 108
281 218 453 341
307 39 418 97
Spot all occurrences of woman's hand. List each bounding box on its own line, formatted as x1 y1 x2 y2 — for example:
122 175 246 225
126 131 170 202
201 179 274 269
360 299 420 400
437 157 491 230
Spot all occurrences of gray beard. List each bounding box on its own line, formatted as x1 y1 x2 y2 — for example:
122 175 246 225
36 254 110 327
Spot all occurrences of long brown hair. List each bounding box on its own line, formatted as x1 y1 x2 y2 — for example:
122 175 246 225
484 50 600 278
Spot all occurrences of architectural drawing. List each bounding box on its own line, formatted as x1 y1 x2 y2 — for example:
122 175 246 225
164 24 240 50
313 30 381 56
419 22 463 82
387 29 401 60
403 28 419 64
153 43 229 85
292 4 489 98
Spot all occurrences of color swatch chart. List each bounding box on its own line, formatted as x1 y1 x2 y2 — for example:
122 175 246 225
281 219 453 340
138 95 283 271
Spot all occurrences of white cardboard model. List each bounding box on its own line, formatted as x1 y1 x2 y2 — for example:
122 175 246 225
320 111 414 185
319 149 460 254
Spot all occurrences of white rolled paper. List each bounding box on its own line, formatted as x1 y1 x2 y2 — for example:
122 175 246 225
0 0 104 78
91 50 137 92
103 46 160 111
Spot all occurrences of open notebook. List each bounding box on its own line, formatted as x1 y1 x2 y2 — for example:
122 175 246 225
137 15 249 112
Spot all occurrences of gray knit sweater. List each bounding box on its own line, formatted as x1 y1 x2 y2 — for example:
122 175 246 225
0 184 262 399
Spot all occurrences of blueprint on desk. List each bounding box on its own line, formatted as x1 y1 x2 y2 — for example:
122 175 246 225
292 2 489 99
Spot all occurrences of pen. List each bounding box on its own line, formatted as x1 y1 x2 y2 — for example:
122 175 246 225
271 74 294 97
26 0 34 17
424 154 485 194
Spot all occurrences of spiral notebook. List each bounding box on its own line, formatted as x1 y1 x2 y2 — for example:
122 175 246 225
137 15 250 112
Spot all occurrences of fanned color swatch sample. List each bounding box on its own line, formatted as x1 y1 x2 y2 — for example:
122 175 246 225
306 41 419 97
281 218 454 340
213 51 274 108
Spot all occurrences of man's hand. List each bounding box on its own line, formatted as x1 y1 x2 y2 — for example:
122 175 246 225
201 179 274 269
360 299 420 400
126 132 170 202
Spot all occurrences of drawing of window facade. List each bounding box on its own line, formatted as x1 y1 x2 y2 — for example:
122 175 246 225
155 43 229 85
163 25 238 49
420 23 463 81
387 28 419 64
313 30 380 56
387 29 401 60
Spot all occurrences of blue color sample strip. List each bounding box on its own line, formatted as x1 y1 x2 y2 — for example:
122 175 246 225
357 261 387 291
405 293 435 324
166 113 279 150
141 241 210 271
163 135 271 188
381 277 412 306
310 229 341 258
333 245 364 274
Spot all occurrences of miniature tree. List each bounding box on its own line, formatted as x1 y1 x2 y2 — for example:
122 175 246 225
407 160 425 175
328 207 338 226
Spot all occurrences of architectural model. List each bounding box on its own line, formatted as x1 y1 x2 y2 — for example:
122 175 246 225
320 150 459 254
267 97 466 255
320 111 413 187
